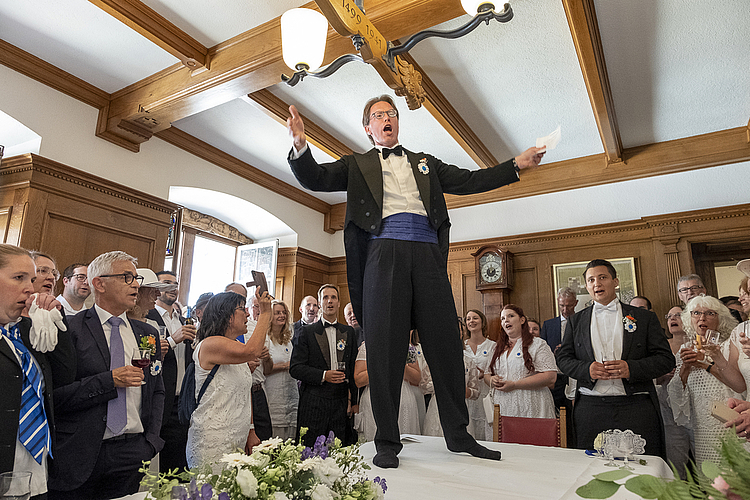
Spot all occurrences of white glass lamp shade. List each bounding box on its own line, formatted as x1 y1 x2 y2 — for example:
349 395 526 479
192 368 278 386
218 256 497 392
461 0 496 16
281 8 329 72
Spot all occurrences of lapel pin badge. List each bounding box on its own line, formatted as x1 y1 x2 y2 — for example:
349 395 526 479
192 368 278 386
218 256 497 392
336 339 346 351
418 158 429 175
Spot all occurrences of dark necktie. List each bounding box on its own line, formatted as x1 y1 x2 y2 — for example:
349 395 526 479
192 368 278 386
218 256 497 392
2 323 50 464
381 145 404 159
107 316 127 436
323 320 337 328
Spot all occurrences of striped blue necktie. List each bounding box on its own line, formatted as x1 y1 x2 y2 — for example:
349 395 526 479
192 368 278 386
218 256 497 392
1 323 51 464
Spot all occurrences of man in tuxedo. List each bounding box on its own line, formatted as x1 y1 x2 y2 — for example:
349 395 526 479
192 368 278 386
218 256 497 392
540 286 577 444
290 284 358 447
1 244 73 499
49 251 164 499
556 259 674 458
287 95 544 467
293 295 319 345
146 271 194 473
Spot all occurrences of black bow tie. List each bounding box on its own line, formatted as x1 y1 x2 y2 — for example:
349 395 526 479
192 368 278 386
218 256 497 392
323 320 337 328
381 145 404 159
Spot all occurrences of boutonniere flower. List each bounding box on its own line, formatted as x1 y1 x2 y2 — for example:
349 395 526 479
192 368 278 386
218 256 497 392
418 158 429 174
336 339 346 351
150 359 162 376
622 315 637 333
139 335 157 355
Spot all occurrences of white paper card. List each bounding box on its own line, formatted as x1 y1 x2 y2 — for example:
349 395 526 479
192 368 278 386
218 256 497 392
536 125 561 152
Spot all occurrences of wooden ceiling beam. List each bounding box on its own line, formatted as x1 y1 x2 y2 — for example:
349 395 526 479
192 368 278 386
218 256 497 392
98 0 466 151
89 0 208 72
154 126 331 215
244 90 354 159
562 0 623 164
401 53 498 169
445 126 750 209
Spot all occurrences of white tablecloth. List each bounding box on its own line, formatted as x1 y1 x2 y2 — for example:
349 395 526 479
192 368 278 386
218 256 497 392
119 436 672 500
357 436 672 500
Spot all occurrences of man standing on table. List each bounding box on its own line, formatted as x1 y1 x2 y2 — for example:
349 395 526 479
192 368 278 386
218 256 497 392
556 259 674 458
287 95 545 468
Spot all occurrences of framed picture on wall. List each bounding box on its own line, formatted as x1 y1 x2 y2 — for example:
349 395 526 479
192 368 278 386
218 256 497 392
235 240 279 297
552 257 637 315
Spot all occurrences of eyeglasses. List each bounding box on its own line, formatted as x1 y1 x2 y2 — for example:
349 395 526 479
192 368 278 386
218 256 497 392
70 273 87 282
678 285 705 294
370 109 398 121
99 273 144 285
690 310 717 318
37 266 60 280
664 313 682 320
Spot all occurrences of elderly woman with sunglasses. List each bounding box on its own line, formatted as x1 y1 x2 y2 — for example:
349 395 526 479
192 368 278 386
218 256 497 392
668 295 749 466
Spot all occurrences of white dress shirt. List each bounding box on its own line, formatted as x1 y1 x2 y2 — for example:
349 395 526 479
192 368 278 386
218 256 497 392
56 294 83 317
94 305 144 438
579 299 626 396
157 304 186 394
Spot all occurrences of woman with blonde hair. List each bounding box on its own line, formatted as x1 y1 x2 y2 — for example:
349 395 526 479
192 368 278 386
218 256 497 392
667 295 748 466
262 299 299 440
463 309 496 440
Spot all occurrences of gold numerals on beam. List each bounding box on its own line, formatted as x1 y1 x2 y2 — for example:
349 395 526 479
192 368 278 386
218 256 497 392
315 0 425 110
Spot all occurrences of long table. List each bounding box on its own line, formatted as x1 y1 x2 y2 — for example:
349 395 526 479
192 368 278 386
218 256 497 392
120 436 672 500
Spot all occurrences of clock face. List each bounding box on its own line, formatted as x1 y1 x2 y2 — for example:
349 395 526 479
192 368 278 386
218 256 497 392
480 254 503 283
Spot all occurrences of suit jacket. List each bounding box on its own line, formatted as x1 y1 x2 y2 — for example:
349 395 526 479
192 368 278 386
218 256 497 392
289 320 358 405
556 302 674 403
0 318 57 474
146 308 192 426
289 146 518 327
540 316 568 405
49 307 165 491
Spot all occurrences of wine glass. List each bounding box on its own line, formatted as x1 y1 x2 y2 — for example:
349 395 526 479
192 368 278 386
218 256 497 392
337 361 347 382
602 430 618 467
704 329 719 346
618 434 635 470
132 348 151 385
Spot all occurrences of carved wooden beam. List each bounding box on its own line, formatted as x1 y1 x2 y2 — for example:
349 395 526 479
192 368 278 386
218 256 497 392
445 126 750 209
97 0 464 151
182 207 253 244
89 0 209 72
244 90 353 159
562 0 623 164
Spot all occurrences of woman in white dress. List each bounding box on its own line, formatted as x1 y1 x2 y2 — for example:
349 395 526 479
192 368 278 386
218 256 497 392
186 290 271 472
423 351 480 437
463 310 496 440
262 300 299 440
668 295 748 466
485 304 557 419
354 341 421 441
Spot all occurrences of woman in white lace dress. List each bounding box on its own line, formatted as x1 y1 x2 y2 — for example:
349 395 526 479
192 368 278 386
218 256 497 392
463 310 496 440
354 341 421 441
485 304 557 419
262 300 299 440
668 295 748 466
186 290 271 472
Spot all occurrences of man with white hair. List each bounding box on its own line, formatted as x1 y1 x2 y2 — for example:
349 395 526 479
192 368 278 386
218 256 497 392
49 251 164 499
293 295 319 345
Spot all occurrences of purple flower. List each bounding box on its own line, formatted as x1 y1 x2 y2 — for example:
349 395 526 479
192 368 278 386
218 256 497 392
218 493 230 500
171 485 188 500
313 434 329 458
326 431 335 447
373 476 388 493
200 483 213 500
189 478 199 499
301 447 313 460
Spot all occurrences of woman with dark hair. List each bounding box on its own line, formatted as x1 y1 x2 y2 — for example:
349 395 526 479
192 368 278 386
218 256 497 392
186 290 271 472
463 309 496 440
484 304 557 419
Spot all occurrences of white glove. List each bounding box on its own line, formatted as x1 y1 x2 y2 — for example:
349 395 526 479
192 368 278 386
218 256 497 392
28 293 66 353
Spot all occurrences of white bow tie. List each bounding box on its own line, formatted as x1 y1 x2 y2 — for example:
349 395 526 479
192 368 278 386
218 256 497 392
594 301 617 313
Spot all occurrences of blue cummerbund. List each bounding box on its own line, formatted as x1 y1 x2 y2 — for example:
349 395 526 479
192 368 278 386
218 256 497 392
370 213 438 244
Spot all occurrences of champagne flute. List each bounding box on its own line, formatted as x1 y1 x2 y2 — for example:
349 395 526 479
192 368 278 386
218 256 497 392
132 348 151 385
337 361 347 382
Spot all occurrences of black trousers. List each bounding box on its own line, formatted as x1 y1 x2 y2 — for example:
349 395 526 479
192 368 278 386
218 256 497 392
252 387 273 441
295 390 348 447
362 238 474 454
574 394 665 459
48 433 153 500
159 404 189 473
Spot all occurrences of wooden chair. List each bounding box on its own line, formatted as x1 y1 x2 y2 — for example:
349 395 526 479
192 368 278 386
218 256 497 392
492 405 567 448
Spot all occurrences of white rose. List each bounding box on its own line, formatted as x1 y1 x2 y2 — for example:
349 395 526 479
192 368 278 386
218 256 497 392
273 492 291 500
312 457 344 487
236 468 258 497
309 483 336 500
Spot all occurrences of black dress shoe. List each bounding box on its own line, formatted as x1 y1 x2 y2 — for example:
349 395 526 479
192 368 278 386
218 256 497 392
373 449 400 468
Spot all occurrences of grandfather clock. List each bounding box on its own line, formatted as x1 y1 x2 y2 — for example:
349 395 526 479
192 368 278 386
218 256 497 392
472 245 513 341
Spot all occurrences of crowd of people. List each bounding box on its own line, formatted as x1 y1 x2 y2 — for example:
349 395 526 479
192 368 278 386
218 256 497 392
3 243 750 499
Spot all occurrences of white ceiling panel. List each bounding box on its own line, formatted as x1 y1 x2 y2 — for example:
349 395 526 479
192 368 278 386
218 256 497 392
0 0 178 93
597 0 750 148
